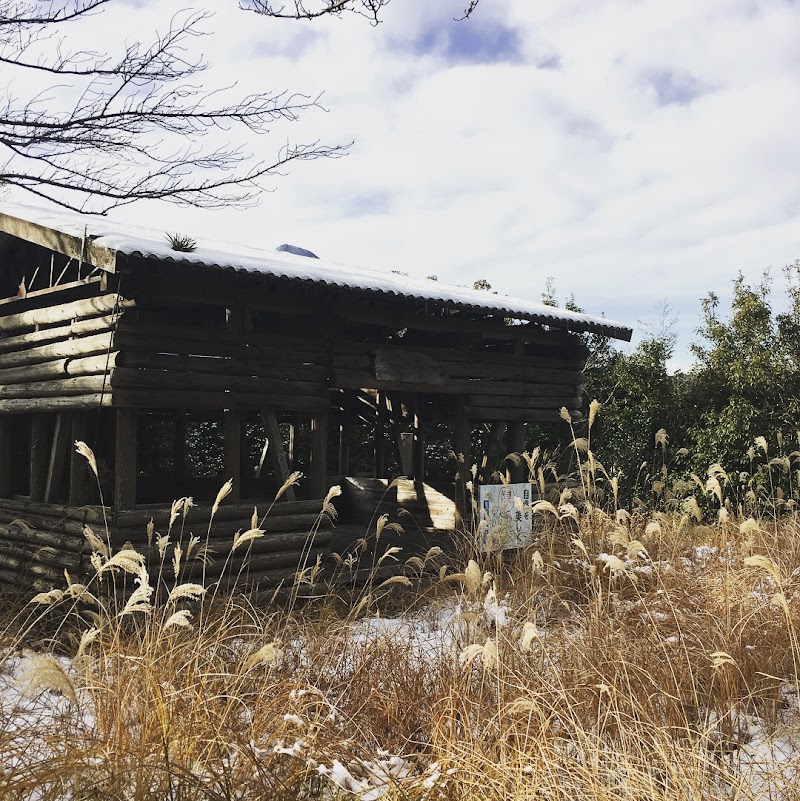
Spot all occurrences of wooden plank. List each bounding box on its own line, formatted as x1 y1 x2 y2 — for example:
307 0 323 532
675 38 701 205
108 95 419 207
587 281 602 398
0 394 110 414
0 213 118 273
0 417 10 497
0 352 117 385
29 414 50 502
118 351 329 382
0 376 107 399
0 496 106 522
223 410 242 504
115 319 326 358
0 331 114 369
261 409 295 502
287 415 297 470
114 408 137 511
333 369 584 394
44 412 71 503
478 421 506 484
112 389 327 413
110 367 325 398
0 276 104 313
412 399 425 481
174 412 186 492
310 412 328 499
373 391 386 478
113 499 323 528
0 314 116 354
69 412 91 505
338 413 351 476
0 294 130 333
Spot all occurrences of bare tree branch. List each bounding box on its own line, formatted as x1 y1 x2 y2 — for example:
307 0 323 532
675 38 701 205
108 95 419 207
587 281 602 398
0 1 347 212
241 0 482 24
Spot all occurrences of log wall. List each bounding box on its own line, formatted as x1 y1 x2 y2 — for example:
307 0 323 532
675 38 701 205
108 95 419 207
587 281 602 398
0 497 330 591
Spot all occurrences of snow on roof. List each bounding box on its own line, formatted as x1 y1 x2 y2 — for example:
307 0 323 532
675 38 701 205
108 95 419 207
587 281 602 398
0 203 632 341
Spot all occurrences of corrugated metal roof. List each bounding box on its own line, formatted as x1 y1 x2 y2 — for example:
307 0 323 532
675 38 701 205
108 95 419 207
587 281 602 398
0 203 632 341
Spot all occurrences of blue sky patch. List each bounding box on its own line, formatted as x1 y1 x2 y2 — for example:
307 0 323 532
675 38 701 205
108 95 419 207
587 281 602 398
410 19 523 65
649 69 706 106
343 192 392 218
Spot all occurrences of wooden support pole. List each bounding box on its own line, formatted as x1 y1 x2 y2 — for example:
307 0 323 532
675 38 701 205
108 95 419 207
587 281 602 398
287 415 297 471
30 414 50 502
174 412 186 493
45 412 71 503
412 397 425 481
223 410 242 504
479 421 507 484
69 412 90 505
389 395 410 476
508 420 526 484
373 392 386 479
261 409 295 502
114 408 137 511
454 402 471 530
310 412 328 499
338 398 351 477
0 417 10 498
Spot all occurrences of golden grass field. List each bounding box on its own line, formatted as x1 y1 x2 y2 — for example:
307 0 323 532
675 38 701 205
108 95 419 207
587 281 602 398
2 429 800 800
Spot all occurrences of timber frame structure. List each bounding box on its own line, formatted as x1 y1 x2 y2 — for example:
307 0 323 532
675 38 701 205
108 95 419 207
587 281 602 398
0 204 632 590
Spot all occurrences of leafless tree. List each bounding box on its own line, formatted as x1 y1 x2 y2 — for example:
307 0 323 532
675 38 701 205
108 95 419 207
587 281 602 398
0 0 348 213
242 0 482 24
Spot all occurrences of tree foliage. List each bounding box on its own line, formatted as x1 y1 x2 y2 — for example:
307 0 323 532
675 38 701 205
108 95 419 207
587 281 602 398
566 262 800 502
686 265 800 470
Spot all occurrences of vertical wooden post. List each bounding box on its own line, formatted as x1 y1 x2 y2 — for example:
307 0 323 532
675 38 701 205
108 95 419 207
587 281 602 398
261 409 295 502
338 398 351 477
412 397 425 481
174 411 186 496
287 414 297 471
454 402 471 529
373 392 386 479
508 420 526 484
310 411 328 499
0 417 11 499
223 410 242 503
45 412 71 503
114 408 137 511
30 414 50 502
478 421 506 484
70 412 91 505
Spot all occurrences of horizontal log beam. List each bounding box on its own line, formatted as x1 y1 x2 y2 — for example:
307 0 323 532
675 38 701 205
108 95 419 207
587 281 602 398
0 498 107 522
0 331 113 369
110 367 326 398
0 314 116 354
119 351 330 382
0 393 111 413
0 352 117 385
113 498 325 527
116 319 326 359
0 294 130 333
0 376 107 399
111 388 328 412
333 369 584 394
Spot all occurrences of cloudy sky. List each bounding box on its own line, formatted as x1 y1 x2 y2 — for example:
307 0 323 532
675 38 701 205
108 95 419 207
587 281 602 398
11 0 800 368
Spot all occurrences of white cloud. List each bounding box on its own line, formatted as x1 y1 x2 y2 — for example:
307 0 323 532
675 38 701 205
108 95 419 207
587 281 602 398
7 0 800 367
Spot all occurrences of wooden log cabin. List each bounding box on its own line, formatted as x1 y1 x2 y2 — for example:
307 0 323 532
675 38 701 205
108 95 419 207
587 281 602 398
0 204 632 590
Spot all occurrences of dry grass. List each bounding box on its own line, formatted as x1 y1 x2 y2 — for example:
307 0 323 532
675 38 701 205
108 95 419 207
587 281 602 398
2 437 800 799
